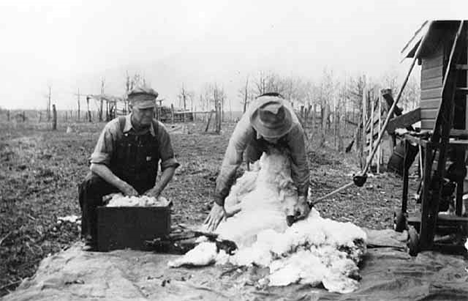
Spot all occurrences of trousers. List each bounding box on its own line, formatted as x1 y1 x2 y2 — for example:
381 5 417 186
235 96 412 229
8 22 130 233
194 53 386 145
78 172 120 243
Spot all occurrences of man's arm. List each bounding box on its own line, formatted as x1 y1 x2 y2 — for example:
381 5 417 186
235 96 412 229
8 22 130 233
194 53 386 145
287 123 310 197
145 166 176 198
88 119 138 196
213 115 253 206
286 123 311 222
145 121 179 197
204 115 252 231
90 163 138 196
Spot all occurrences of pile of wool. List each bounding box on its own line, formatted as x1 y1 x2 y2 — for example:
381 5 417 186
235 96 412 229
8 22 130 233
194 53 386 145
228 209 367 293
106 194 170 207
168 150 367 294
216 149 303 248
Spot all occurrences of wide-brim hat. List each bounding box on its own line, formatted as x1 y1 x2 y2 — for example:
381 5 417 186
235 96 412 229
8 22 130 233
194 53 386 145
250 97 293 139
128 86 158 109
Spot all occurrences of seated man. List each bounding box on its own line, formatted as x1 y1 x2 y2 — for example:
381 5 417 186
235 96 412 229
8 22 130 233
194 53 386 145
78 86 179 250
204 92 310 231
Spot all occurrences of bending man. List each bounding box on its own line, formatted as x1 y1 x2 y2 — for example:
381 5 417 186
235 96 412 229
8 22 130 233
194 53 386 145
205 92 310 231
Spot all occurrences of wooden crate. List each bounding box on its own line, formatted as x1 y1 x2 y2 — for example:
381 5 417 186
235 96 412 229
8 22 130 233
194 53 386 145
97 206 171 251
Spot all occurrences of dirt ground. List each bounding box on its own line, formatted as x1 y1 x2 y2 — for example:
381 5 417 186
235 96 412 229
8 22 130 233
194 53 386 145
0 120 416 297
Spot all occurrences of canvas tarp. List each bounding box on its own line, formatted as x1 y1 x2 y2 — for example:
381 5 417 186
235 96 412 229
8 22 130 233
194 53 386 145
3 229 468 301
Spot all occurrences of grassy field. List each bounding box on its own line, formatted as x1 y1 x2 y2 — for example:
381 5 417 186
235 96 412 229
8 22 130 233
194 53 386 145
0 119 410 297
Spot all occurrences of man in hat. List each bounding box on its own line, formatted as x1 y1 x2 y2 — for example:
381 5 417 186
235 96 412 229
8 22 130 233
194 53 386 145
78 86 179 250
204 92 310 231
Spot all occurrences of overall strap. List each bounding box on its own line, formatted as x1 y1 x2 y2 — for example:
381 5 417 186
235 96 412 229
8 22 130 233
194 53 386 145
118 116 126 133
152 119 159 138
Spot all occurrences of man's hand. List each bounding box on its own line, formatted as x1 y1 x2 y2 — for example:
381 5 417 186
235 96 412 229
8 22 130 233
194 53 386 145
144 187 161 199
295 195 310 221
102 193 119 204
204 203 227 232
119 182 138 196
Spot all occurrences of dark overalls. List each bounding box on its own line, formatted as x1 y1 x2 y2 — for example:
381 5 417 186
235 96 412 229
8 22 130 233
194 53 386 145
78 117 159 244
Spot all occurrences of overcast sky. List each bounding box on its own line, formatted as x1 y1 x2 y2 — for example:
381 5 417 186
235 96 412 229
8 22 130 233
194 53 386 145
0 0 467 111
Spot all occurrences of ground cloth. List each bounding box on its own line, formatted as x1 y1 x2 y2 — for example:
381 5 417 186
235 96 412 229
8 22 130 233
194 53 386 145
3 229 468 301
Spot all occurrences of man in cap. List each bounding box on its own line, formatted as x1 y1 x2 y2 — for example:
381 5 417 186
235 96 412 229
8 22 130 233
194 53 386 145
78 86 179 250
204 92 310 231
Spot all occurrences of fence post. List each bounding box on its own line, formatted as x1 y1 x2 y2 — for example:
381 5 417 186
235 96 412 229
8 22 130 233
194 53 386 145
360 86 367 168
52 104 57 130
377 93 383 173
205 110 214 132
171 104 174 123
370 90 374 169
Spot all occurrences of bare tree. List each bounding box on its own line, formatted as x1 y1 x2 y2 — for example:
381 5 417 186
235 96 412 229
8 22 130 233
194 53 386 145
253 71 268 96
313 69 339 147
379 70 420 111
124 71 147 114
177 84 195 122
347 73 367 123
202 83 226 131
238 76 251 113
178 85 185 110
400 75 420 111
251 72 309 108
86 96 92 122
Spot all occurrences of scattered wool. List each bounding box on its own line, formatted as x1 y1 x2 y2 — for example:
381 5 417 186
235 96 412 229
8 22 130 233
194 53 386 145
106 194 169 207
57 215 80 224
322 273 360 294
214 250 230 266
168 242 217 268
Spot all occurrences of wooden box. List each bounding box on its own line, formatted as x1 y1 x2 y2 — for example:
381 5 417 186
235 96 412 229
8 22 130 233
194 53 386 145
97 206 171 251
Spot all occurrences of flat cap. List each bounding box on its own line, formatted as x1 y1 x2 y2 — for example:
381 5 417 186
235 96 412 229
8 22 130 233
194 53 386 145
128 86 159 109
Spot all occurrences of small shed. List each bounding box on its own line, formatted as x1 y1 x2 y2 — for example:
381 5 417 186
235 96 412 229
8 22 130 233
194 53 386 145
401 20 468 131
396 20 468 254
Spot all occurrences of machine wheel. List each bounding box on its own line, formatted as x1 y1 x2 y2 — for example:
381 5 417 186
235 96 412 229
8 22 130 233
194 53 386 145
393 210 407 232
407 226 420 256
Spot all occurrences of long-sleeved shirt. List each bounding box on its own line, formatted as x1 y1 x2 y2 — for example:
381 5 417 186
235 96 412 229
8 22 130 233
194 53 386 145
214 98 309 206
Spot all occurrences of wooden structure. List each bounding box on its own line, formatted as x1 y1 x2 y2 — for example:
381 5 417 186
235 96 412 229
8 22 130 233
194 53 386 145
87 94 126 121
157 105 194 123
396 20 468 255
403 21 468 131
353 89 394 173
